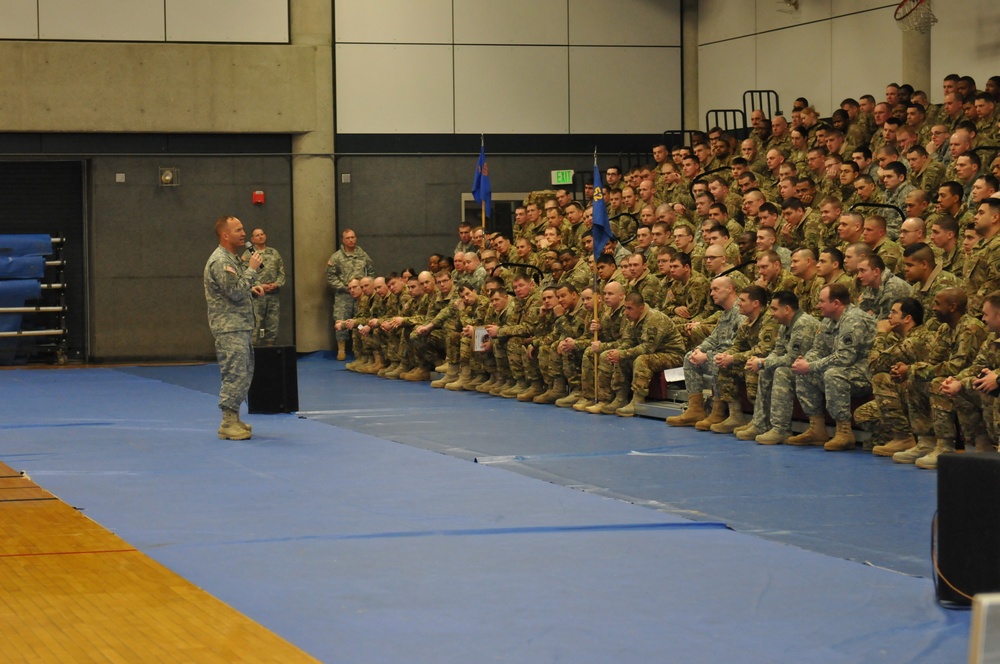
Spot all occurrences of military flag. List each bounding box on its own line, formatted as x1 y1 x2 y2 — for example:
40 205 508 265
591 162 612 259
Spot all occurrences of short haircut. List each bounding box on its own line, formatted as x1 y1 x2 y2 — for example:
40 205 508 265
625 291 645 306
859 254 885 273
771 290 799 310
741 285 769 306
893 297 925 326
821 247 844 268
884 161 907 178
903 242 936 265
825 283 851 305
672 252 692 268
932 215 959 234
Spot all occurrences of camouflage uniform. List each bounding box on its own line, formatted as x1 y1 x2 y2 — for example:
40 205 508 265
549 301 589 389
750 310 821 434
911 266 963 331
411 291 459 369
601 307 685 399
662 271 710 324
716 312 778 403
856 270 913 319
681 304 745 398
496 288 543 383
629 270 663 310
794 305 876 422
871 239 903 276
204 245 258 412
326 245 375 342
580 303 626 401
241 246 284 346
922 320 993 444
856 324 937 442
966 232 1000 316
758 269 800 297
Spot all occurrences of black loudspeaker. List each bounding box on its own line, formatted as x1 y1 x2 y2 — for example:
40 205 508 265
936 453 1000 605
248 345 299 413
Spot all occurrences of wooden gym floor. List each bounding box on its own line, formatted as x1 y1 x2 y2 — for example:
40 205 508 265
0 461 317 663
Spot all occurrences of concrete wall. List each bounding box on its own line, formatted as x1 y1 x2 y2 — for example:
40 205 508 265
88 153 293 360
697 0 1000 124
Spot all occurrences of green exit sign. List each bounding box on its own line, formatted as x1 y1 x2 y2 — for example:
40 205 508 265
550 170 574 186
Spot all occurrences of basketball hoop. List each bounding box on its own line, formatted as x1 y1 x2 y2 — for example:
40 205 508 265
895 0 937 33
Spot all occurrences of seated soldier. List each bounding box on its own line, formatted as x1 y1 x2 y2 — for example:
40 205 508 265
710 285 779 434
573 281 628 412
737 290 822 444
900 242 963 329
585 292 685 416
856 254 913 319
666 277 746 428
788 283 876 451
534 284 589 405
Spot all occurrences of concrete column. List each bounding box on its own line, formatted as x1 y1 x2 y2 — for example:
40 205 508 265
290 0 335 352
681 0 699 131
901 28 931 96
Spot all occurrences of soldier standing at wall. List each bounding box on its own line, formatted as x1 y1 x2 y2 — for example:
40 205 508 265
204 215 263 441
326 228 375 360
242 228 285 346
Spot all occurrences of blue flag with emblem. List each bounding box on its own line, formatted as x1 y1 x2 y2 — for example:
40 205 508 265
472 143 492 217
591 163 612 259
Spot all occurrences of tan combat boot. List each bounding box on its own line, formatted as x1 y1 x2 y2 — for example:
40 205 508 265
915 438 957 470
517 380 547 402
431 363 460 388
786 415 829 446
465 372 488 390
336 340 346 361
535 378 568 404
824 420 857 451
500 379 528 398
476 374 499 393
601 388 630 414
665 393 706 426
695 398 727 431
218 409 251 441
573 397 596 412
735 424 765 441
402 366 431 382
555 389 583 408
615 394 645 417
872 434 915 457
711 400 748 433
364 353 386 375
893 435 936 464
378 361 398 378
385 362 409 379
755 428 790 445
445 366 473 390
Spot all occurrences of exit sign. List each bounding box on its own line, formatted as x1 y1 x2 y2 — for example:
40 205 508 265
550 169 574 186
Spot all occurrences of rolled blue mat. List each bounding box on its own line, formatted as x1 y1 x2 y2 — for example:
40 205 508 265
0 256 45 279
0 313 23 333
0 234 53 257
0 279 42 306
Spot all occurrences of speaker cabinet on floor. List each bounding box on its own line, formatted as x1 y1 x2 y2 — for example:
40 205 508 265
248 345 298 414
937 453 1000 606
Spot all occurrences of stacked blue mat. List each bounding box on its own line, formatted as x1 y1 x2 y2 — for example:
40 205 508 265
0 235 51 346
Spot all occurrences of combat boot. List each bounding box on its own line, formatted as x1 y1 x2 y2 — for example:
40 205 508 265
601 388 630 414
500 379 528 398
754 428 789 445
915 438 957 470
490 377 514 396
872 434 915 457
893 435 935 464
218 409 251 441
573 397 595 412
695 398 727 431
403 366 431 382
518 380 546 402
975 434 998 453
235 412 252 434
345 355 363 372
616 394 645 417
824 420 857 451
378 361 398 378
665 393 706 427
365 353 387 375
477 374 499 393
465 372 488 390
445 366 473 391
535 378 568 404
336 340 346 361
432 363 460 388
735 424 765 441
786 415 829 446
555 389 583 408
385 362 409 379
710 400 748 433
435 360 449 373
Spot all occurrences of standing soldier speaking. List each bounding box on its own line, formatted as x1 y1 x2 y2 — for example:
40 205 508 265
326 228 375 360
243 227 285 346
204 215 263 441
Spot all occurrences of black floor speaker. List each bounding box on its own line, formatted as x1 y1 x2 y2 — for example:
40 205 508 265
248 345 299 413
937 453 1000 605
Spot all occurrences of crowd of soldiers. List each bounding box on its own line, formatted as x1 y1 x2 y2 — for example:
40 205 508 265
329 74 1000 470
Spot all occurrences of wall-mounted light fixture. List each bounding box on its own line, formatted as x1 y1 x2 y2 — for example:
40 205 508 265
159 167 179 187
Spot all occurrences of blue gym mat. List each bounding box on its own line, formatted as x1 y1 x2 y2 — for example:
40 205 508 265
0 361 970 662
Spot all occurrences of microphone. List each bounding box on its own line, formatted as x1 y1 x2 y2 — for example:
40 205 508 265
245 242 263 268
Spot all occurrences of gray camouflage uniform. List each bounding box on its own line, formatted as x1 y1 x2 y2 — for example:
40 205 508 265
326 245 375 342
204 245 259 412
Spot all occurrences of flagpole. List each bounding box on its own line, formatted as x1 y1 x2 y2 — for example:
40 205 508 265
592 147 600 404
480 134 487 239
